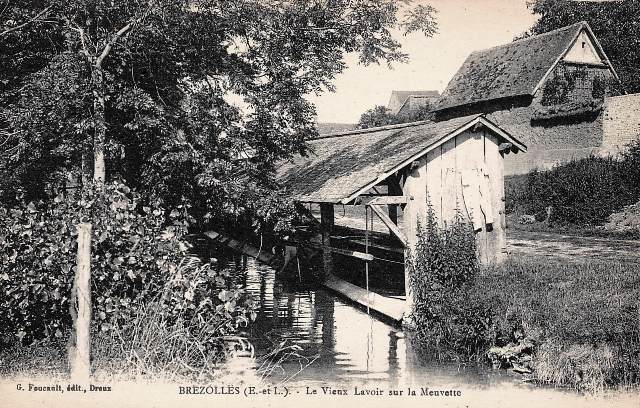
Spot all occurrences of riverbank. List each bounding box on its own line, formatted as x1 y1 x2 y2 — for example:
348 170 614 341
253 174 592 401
475 254 640 391
1 248 638 394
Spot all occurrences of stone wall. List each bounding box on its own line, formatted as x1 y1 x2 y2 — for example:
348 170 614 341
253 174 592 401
434 70 640 176
600 93 640 156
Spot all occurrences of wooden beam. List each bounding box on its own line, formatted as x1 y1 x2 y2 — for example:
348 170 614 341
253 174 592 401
284 236 375 261
363 196 407 205
349 239 404 254
368 204 409 247
295 202 320 225
327 246 374 261
323 274 405 322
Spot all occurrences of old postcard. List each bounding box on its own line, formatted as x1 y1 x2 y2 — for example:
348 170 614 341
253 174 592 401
1 0 639 407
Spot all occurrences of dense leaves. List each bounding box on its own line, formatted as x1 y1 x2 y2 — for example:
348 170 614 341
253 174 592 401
0 0 438 235
407 208 495 360
507 140 640 226
356 102 433 129
0 182 255 346
526 0 640 94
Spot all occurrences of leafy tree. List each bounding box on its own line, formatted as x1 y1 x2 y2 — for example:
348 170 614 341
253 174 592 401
357 101 433 129
0 0 438 234
526 0 640 94
357 105 399 129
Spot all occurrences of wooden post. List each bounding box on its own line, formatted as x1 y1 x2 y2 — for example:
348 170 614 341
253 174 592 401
387 175 403 236
71 223 92 382
402 158 428 322
484 132 508 266
320 203 334 277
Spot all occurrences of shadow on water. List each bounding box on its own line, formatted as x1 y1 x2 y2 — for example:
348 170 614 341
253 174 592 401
223 254 518 389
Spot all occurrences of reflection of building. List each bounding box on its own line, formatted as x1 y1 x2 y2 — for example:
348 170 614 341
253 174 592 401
433 21 640 175
387 90 440 115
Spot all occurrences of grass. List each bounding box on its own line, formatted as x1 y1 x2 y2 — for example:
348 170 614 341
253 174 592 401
505 212 640 240
0 298 253 383
477 255 640 391
0 302 314 385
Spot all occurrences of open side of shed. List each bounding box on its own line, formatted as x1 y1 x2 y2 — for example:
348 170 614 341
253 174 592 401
277 114 526 322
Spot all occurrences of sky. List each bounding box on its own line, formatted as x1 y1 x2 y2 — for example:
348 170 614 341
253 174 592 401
308 0 540 124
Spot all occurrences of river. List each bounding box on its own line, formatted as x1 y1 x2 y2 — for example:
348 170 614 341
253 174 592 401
226 256 520 387
207 256 640 407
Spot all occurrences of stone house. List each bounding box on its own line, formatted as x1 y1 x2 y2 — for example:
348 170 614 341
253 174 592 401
432 21 640 175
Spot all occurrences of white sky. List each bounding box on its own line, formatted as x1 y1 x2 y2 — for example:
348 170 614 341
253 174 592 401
308 0 540 123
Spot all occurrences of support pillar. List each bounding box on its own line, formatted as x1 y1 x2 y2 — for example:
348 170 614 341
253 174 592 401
320 203 334 277
401 158 428 323
387 174 403 237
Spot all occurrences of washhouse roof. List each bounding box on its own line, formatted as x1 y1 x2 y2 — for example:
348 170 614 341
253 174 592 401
276 114 526 204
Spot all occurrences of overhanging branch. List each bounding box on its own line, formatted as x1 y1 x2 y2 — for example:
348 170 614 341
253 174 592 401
0 5 53 37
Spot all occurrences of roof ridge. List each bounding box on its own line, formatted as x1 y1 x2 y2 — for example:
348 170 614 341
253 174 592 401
312 120 432 140
469 21 586 55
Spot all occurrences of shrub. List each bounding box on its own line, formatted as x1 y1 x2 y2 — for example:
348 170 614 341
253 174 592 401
408 208 496 360
0 181 255 351
506 138 640 227
510 152 640 226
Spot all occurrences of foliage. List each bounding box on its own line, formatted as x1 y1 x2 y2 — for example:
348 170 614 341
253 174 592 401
0 0 438 234
356 105 400 129
532 99 603 121
0 181 255 347
507 143 640 226
92 295 256 381
408 208 494 360
527 0 640 94
540 64 591 106
356 101 434 129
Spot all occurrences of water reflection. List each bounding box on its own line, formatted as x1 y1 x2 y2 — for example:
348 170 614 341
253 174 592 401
228 257 513 389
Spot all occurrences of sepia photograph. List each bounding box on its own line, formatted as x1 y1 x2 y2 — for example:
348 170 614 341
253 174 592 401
0 0 639 407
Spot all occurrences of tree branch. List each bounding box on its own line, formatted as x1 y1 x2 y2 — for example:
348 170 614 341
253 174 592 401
70 24 91 60
95 3 154 68
95 21 134 67
0 5 52 37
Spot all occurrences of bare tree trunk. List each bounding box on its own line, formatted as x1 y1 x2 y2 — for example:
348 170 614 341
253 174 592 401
71 223 92 382
92 65 106 186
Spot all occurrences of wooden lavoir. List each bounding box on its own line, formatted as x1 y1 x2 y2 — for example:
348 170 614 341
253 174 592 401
275 114 527 323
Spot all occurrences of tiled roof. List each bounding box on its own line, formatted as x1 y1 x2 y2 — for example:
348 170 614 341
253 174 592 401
276 114 524 203
434 22 589 112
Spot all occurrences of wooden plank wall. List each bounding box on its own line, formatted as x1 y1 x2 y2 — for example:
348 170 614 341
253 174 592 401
423 128 506 266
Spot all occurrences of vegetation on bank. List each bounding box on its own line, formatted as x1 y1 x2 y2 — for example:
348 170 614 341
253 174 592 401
408 211 640 392
0 181 257 379
505 139 640 231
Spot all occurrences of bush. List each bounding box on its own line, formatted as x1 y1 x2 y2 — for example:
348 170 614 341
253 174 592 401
0 181 255 352
508 141 640 226
408 208 496 360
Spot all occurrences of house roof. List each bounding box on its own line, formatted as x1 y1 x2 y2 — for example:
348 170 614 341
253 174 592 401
388 90 440 113
434 22 617 112
276 114 526 204
391 90 440 101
